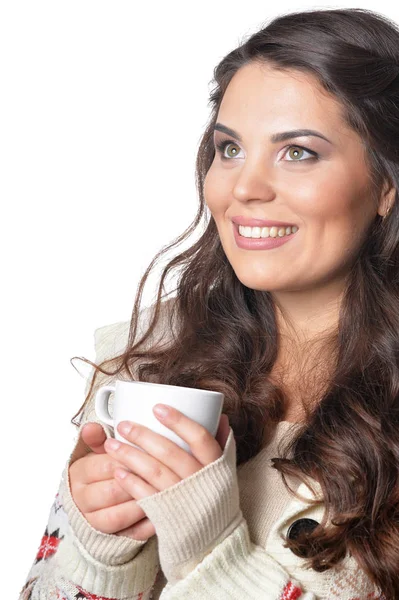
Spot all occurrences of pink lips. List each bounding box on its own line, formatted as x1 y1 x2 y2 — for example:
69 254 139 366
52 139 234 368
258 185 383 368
232 221 298 251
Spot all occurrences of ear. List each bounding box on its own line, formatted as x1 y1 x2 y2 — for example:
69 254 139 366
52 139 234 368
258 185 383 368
376 178 396 217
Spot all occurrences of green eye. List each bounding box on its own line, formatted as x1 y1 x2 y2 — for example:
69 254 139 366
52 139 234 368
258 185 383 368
215 139 319 162
286 146 315 161
216 141 240 158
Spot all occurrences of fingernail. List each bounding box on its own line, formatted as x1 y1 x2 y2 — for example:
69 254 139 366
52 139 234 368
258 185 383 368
154 404 169 418
115 468 128 480
119 421 133 435
106 438 121 451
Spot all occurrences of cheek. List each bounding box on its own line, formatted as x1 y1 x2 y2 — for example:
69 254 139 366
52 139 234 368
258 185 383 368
292 171 370 225
204 166 229 215
299 177 374 272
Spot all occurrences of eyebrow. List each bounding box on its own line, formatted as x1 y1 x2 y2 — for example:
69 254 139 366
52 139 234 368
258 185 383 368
213 123 332 144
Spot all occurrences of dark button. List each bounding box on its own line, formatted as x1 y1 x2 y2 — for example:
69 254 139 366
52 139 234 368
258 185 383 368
287 518 319 540
286 518 329 564
287 518 320 547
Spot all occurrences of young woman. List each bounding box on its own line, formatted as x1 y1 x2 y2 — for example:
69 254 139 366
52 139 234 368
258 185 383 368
20 7 399 599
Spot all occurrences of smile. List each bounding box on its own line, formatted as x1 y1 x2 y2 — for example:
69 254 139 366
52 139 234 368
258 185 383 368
238 225 298 239
232 222 298 251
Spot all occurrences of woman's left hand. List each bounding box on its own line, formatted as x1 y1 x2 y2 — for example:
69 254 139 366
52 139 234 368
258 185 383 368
104 404 230 501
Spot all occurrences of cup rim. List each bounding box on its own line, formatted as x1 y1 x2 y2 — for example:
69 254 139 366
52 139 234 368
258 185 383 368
115 379 222 396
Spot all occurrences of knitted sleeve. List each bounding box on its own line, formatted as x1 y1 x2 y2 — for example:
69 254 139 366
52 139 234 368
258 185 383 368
18 432 161 600
136 428 317 600
18 308 165 600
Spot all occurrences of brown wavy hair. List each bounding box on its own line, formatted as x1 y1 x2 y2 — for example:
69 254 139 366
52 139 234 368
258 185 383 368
70 8 399 598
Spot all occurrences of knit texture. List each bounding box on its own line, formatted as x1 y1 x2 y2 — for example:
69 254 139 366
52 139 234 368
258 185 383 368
19 299 385 600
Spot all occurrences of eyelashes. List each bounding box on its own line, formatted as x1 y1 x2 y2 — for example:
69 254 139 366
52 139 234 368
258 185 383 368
214 138 319 163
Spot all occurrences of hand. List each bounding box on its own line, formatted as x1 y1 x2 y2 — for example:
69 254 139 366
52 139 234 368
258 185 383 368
103 406 230 506
69 422 156 540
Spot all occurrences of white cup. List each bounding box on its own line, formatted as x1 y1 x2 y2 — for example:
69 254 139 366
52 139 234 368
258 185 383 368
95 379 224 455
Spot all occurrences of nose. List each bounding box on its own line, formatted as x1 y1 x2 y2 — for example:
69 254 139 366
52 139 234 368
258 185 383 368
232 157 277 204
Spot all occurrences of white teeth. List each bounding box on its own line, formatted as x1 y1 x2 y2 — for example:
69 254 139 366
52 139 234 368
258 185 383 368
238 224 298 238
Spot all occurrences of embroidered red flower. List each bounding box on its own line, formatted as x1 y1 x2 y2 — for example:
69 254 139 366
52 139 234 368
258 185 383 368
35 527 62 562
280 581 303 600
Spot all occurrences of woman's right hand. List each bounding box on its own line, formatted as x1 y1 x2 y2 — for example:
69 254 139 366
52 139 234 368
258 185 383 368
69 422 156 541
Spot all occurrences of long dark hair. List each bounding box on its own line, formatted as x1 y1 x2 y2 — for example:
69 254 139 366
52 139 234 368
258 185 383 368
71 8 399 598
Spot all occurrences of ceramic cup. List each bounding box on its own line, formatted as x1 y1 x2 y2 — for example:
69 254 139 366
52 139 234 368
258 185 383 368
95 379 224 455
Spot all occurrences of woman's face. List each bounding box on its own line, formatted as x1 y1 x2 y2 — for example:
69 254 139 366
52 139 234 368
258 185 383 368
204 61 392 293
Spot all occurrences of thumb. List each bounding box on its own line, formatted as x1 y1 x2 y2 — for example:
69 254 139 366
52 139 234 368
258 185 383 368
80 422 108 454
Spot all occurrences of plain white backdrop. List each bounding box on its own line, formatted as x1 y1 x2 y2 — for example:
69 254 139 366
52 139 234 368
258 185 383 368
2 1 398 596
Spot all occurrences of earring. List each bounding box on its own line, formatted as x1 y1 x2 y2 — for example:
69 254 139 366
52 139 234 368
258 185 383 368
382 207 391 220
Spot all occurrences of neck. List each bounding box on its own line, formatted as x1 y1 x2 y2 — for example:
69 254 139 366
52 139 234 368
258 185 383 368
272 277 345 346
268 279 344 425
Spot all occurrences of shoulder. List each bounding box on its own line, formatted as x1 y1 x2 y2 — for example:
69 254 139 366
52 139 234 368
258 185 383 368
93 320 129 360
93 296 178 361
79 297 178 424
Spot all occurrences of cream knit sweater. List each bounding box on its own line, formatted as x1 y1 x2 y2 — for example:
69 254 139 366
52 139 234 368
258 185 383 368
19 301 384 600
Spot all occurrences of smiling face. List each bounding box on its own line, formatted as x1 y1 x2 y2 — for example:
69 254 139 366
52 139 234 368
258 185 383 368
204 61 393 295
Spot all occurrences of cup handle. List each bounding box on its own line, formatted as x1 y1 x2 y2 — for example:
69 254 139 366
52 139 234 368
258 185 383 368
95 385 115 427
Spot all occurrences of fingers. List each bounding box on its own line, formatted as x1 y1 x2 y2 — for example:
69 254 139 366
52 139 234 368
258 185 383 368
85 499 148 535
70 452 133 485
112 467 162 501
69 422 107 464
115 517 156 541
79 476 134 513
151 406 223 464
81 422 107 454
105 437 190 492
104 407 223 491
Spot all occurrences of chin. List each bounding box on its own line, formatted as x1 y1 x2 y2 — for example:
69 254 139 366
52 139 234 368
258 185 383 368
234 272 281 292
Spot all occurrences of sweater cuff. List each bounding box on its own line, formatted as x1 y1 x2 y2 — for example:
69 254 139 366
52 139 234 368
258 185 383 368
136 427 242 583
61 420 146 565
54 527 160 599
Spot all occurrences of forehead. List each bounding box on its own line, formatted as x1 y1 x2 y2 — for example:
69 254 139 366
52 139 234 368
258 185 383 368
218 61 352 141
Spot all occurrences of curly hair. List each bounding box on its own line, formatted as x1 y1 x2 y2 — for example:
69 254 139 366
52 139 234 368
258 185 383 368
71 8 399 598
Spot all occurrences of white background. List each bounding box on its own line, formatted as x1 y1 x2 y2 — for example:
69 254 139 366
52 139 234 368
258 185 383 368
1 1 397 596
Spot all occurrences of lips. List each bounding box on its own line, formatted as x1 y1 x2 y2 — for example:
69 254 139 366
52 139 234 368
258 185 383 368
232 218 297 250
231 216 297 228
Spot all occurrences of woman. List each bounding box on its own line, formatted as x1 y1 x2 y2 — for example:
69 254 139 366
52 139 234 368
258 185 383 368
20 7 399 599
